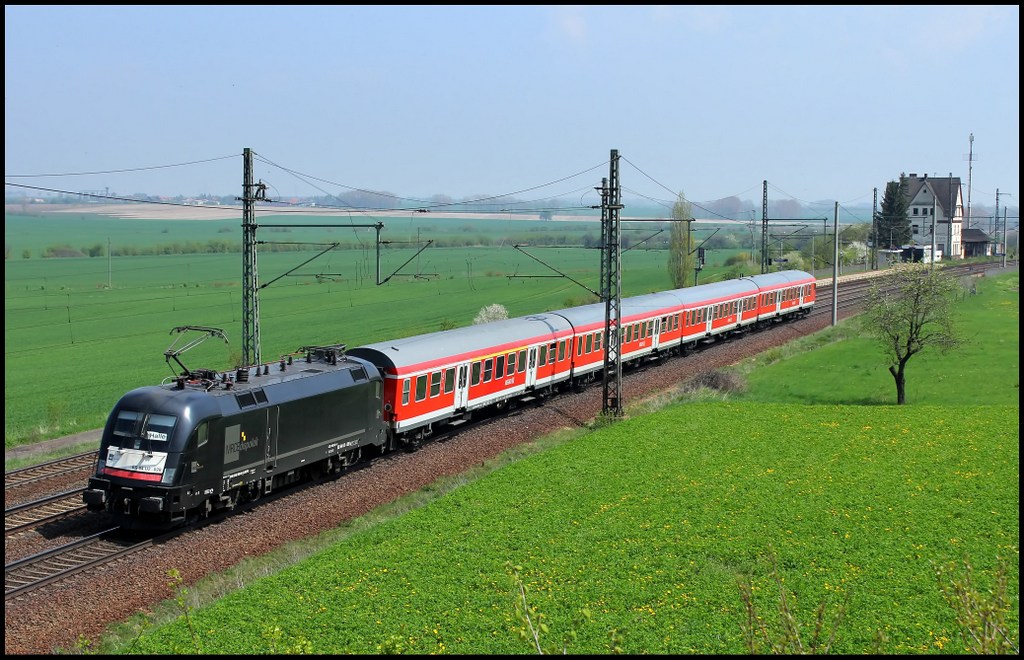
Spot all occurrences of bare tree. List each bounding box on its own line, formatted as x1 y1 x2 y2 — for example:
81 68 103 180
863 263 962 404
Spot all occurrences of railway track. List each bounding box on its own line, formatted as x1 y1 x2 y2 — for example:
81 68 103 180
5 489 89 536
5 528 153 601
5 451 96 490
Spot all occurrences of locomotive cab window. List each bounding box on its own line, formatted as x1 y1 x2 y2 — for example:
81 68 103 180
112 410 176 450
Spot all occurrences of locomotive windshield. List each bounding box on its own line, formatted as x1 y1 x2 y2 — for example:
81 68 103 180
111 410 177 451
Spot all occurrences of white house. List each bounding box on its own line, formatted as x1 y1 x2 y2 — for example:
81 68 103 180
902 173 964 259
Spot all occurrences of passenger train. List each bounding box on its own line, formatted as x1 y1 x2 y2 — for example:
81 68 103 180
84 270 816 529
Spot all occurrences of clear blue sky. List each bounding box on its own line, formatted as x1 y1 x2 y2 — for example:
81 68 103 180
5 5 1019 213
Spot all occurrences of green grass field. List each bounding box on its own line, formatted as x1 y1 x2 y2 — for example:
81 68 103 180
92 271 1018 655
6 211 756 451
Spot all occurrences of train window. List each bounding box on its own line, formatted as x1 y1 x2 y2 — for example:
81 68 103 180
586 334 593 353
538 345 548 365
140 413 176 449
557 340 566 361
647 320 653 336
113 410 142 437
402 379 410 405
577 337 584 356
496 355 506 376
594 332 602 352
507 353 516 376
518 349 527 372
471 362 481 386
483 358 493 382
351 367 368 382
444 368 455 393
430 371 442 397
415 375 428 402
547 343 556 364
254 389 268 404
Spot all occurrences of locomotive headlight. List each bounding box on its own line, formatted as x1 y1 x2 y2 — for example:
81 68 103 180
161 467 178 484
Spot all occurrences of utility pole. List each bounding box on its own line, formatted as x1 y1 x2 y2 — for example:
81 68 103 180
831 202 839 326
966 133 975 229
994 188 1000 259
240 147 265 368
871 187 878 270
1001 205 1008 267
995 190 1012 264
601 150 623 417
947 173 954 260
760 180 769 273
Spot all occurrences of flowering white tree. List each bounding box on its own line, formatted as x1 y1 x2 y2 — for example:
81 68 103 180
474 303 509 324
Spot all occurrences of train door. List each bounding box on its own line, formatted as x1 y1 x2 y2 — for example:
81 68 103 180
525 347 538 388
265 406 279 471
651 318 661 350
453 363 470 409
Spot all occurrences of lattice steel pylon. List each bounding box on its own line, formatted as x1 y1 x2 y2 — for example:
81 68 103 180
240 147 262 368
601 150 623 416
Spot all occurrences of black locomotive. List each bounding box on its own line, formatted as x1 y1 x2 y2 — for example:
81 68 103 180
84 340 388 530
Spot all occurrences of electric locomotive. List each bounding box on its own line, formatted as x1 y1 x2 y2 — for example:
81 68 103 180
84 341 388 530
